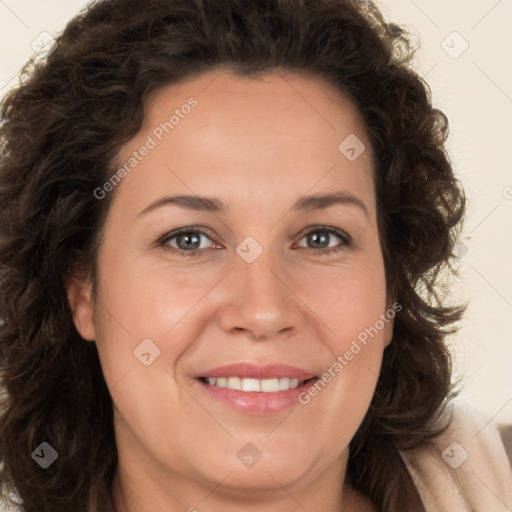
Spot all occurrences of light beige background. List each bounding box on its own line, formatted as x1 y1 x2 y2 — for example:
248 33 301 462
1 0 511 422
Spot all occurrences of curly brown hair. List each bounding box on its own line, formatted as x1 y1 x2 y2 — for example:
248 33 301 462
0 0 466 510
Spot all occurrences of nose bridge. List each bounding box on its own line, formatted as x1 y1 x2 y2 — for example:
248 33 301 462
218 238 302 338
235 240 287 310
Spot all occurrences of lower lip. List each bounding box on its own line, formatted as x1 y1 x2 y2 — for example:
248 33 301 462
197 378 318 415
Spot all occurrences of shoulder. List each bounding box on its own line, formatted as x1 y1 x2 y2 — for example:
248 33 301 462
0 478 23 512
400 396 512 512
0 495 22 512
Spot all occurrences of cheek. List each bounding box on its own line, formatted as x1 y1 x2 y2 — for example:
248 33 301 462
96 250 219 336
292 255 388 342
294 256 388 414
91 251 225 393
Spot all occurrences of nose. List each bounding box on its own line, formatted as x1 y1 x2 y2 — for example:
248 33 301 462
217 249 305 341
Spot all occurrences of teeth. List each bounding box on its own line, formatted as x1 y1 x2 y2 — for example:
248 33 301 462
227 377 242 390
241 378 260 392
261 378 279 392
203 376 304 392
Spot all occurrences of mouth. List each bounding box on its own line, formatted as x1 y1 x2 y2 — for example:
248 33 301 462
197 376 317 392
195 363 319 415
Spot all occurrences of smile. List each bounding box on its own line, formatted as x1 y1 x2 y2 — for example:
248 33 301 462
198 376 312 392
195 363 319 414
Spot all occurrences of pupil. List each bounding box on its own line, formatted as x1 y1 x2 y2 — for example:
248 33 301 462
310 232 328 248
178 232 200 250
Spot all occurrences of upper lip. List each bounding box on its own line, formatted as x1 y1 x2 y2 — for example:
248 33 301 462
197 363 317 381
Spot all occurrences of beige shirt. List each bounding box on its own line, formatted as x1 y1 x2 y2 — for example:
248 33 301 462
1 398 511 511
400 396 512 511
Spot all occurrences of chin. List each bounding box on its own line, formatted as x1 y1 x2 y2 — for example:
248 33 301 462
214 460 308 492
203 442 313 490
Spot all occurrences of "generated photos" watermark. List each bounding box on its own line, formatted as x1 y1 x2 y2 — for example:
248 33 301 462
298 302 402 405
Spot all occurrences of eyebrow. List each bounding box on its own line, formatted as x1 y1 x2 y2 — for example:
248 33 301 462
137 191 369 217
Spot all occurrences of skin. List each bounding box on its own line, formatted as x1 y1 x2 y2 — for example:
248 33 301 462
67 68 394 512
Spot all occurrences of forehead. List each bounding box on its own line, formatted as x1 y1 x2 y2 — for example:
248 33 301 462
111 69 375 219
144 68 369 144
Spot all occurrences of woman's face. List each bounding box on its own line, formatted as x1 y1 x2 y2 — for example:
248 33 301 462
69 69 394 506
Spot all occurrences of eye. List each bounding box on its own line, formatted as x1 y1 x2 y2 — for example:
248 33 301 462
157 225 351 257
295 227 351 255
158 227 217 257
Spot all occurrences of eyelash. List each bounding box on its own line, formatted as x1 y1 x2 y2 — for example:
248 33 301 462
156 225 352 257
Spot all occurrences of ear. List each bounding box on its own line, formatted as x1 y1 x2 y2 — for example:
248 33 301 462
383 295 398 348
66 274 96 341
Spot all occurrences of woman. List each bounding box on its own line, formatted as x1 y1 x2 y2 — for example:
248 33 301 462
0 0 510 511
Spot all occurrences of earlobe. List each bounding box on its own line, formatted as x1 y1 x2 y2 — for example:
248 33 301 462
66 275 96 341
